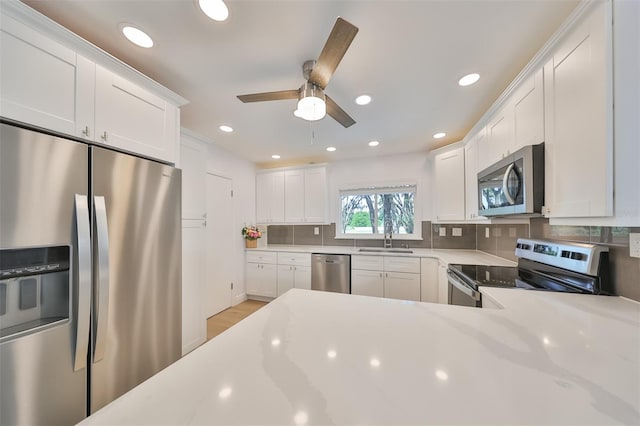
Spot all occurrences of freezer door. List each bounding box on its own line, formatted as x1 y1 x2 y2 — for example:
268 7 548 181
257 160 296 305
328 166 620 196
0 123 89 425
90 146 181 413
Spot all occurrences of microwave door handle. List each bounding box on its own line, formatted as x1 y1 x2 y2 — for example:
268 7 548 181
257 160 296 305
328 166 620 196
502 163 516 205
73 194 91 372
93 196 110 363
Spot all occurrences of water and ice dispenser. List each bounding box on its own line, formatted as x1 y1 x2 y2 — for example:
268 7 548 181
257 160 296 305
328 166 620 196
0 246 70 341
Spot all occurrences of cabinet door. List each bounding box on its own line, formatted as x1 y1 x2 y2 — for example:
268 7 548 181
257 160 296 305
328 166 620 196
486 102 514 163
246 263 277 297
464 138 480 221
544 1 613 218
294 266 311 290
437 262 449 304
384 272 420 302
434 147 466 221
277 265 295 296
180 136 207 220
0 15 94 139
351 269 384 298
256 173 270 223
95 65 177 163
284 170 305 223
181 219 206 355
420 258 439 303
513 68 544 151
304 167 327 223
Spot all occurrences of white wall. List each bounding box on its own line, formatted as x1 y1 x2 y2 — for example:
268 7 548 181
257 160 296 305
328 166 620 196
327 152 433 225
182 129 256 305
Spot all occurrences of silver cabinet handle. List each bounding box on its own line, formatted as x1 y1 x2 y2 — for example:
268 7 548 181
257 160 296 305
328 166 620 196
81 126 90 137
93 196 110 363
73 194 91 372
502 163 517 205
100 131 108 142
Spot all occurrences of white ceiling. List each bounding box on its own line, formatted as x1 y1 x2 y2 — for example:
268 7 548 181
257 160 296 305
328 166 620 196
22 0 578 167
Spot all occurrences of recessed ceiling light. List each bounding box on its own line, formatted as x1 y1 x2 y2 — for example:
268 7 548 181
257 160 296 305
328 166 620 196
458 73 480 87
121 25 153 48
326 147 336 152
368 140 379 147
355 94 372 105
219 125 233 133
271 154 281 159
198 0 229 21
433 132 446 139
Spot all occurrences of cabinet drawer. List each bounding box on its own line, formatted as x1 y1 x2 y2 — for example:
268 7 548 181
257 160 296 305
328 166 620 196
383 256 420 273
351 255 384 271
246 250 277 264
277 252 311 266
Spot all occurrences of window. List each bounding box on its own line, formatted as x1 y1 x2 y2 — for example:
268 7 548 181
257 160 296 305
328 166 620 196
339 184 418 237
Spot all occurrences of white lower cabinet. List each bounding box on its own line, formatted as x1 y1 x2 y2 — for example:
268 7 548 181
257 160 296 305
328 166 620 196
384 272 421 301
351 255 420 301
420 258 439 303
437 261 449 305
181 219 206 355
352 269 384 298
276 265 311 296
246 251 278 298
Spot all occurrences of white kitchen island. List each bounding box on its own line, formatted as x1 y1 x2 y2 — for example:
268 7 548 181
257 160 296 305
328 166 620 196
79 288 640 425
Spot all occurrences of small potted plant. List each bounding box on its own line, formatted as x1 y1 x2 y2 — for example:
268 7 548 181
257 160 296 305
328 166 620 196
241 225 262 248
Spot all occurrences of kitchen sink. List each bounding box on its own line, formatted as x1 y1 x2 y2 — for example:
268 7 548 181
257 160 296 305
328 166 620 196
358 248 413 254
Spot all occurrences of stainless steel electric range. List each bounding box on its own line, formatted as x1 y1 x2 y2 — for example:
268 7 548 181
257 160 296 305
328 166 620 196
447 238 612 307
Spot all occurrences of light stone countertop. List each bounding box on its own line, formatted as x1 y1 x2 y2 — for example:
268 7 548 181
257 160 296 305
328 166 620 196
249 245 518 266
79 288 640 425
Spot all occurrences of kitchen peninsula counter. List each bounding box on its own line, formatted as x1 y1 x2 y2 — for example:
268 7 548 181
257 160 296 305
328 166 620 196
79 288 640 425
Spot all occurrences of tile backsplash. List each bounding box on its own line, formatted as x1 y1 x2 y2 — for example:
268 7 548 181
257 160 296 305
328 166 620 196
266 219 640 301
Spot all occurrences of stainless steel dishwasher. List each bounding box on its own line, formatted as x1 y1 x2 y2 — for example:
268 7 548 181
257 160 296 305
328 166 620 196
311 254 351 294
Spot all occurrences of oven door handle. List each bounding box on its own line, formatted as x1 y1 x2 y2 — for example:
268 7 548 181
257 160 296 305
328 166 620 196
447 270 481 301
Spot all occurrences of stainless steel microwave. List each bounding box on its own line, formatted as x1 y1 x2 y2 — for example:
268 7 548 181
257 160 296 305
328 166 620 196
477 143 544 216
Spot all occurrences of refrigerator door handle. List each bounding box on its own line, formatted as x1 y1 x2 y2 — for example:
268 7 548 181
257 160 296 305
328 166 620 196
93 196 110 363
73 194 92 372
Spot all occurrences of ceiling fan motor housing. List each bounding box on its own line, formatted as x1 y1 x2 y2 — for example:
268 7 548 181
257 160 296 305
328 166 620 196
302 60 316 81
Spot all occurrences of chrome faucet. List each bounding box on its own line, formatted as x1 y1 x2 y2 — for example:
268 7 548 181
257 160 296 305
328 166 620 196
384 231 393 248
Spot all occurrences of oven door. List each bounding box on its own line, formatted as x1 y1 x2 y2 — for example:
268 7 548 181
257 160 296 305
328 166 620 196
447 270 481 307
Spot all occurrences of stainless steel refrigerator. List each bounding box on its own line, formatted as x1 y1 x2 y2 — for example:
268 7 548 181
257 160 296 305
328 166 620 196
0 122 182 425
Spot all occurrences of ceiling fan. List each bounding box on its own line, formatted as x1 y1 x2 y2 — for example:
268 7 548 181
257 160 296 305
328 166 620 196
237 17 359 128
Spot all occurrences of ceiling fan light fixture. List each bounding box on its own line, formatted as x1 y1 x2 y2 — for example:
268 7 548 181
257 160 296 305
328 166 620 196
297 83 326 121
198 0 229 21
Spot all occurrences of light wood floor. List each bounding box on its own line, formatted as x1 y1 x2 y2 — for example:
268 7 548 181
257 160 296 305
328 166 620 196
206 299 268 341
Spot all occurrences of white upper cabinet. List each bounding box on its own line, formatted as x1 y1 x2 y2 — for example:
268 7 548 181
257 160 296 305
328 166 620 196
304 167 328 223
464 135 487 221
0 3 185 164
256 171 285 223
485 102 514 167
95 65 178 164
180 134 207 220
543 0 612 218
284 170 304 223
0 15 94 138
256 166 328 224
513 68 544 150
434 146 465 222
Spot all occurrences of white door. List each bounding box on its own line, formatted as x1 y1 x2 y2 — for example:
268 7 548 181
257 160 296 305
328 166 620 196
206 173 234 317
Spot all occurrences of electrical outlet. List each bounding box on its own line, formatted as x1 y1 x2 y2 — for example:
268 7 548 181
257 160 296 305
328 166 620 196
439 227 447 237
452 227 462 237
314 227 320 235
485 227 490 238
630 233 640 258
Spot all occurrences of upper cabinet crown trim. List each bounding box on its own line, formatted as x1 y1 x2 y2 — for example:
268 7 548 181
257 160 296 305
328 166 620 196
0 0 188 107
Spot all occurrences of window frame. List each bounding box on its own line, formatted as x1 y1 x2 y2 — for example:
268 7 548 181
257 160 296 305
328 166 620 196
335 182 422 240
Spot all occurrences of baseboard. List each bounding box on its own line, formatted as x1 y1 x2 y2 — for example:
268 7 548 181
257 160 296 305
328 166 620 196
233 292 248 306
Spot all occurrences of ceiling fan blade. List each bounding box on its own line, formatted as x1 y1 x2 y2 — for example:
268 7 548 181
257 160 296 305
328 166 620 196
326 95 355 128
309 17 359 89
237 90 299 103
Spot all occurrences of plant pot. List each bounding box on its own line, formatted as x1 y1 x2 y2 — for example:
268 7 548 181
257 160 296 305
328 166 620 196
245 239 258 248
